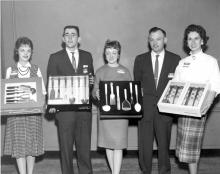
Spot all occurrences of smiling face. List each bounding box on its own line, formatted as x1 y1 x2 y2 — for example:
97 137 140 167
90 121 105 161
148 30 167 54
187 31 203 54
105 48 119 66
18 44 32 63
63 28 80 50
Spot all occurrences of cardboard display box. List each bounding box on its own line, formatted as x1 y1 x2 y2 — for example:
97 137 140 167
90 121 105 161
47 75 91 111
1 77 45 116
99 81 143 118
157 80 210 117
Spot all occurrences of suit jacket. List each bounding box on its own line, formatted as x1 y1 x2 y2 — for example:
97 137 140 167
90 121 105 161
47 49 94 77
134 50 180 121
47 49 94 111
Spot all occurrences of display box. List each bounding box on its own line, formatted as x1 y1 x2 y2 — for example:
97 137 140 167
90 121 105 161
47 75 91 111
157 80 210 117
1 77 45 116
99 81 143 118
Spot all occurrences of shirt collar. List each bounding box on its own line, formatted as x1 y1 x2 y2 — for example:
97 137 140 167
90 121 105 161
66 48 79 55
151 49 165 58
17 62 31 68
190 50 203 59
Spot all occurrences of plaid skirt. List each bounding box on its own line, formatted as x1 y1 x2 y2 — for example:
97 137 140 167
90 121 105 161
4 115 44 158
175 115 206 163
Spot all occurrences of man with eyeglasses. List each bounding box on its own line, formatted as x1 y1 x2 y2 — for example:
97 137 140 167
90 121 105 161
47 25 94 174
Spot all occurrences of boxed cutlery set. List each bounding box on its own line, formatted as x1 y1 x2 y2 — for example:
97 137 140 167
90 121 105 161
99 81 143 118
47 75 91 111
1 77 45 116
157 80 210 117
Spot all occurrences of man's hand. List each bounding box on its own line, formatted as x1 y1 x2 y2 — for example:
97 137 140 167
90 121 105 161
89 74 94 85
48 107 57 114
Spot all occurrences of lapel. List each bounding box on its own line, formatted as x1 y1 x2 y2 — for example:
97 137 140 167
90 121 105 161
78 49 82 71
146 53 156 85
62 49 76 72
144 53 157 93
157 51 170 92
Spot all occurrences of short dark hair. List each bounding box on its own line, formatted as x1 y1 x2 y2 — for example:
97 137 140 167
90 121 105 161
149 27 166 37
103 39 121 64
61 25 80 48
63 25 80 37
183 24 209 54
148 27 167 51
14 36 33 62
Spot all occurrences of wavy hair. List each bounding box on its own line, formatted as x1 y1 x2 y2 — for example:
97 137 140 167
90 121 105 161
183 24 209 54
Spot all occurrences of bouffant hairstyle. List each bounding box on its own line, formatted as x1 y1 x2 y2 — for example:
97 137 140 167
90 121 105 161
14 37 33 62
183 24 209 54
103 39 121 64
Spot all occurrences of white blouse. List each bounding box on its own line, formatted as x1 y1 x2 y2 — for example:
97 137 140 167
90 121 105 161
174 50 220 94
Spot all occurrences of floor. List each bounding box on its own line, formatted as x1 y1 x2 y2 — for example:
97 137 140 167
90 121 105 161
1 150 220 174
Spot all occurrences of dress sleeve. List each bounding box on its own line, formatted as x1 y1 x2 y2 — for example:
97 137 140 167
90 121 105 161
37 67 47 95
92 69 101 98
5 67 12 79
126 68 132 81
209 59 220 94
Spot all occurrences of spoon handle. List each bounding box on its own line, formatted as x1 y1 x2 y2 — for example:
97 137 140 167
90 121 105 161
116 86 120 110
135 85 139 103
105 83 108 105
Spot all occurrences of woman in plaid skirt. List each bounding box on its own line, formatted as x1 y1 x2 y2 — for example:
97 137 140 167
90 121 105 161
4 37 46 174
173 24 220 174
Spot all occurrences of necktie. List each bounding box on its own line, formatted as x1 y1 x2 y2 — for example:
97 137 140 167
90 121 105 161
71 52 77 72
154 55 159 87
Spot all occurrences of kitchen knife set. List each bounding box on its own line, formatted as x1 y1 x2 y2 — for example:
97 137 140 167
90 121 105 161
47 75 89 105
5 84 37 104
99 81 143 115
1 77 44 116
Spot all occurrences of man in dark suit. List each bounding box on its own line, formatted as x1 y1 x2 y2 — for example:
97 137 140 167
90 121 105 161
134 27 180 174
47 25 94 174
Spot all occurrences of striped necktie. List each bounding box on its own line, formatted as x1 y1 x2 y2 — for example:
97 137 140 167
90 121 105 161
71 52 76 72
154 55 159 87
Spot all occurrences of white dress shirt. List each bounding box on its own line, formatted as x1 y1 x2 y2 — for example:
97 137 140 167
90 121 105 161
66 48 79 69
151 50 165 85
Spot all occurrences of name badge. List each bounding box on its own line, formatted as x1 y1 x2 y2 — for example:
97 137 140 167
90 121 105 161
168 73 174 78
83 65 88 74
117 69 125 74
183 62 190 67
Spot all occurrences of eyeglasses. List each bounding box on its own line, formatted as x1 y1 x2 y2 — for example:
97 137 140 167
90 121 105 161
63 34 78 38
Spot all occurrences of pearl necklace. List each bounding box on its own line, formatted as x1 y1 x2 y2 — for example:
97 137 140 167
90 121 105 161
18 66 30 76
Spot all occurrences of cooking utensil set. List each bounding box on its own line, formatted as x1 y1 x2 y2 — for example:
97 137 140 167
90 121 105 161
101 82 142 113
48 76 89 105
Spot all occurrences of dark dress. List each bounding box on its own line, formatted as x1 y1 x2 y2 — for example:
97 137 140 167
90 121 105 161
93 64 132 149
